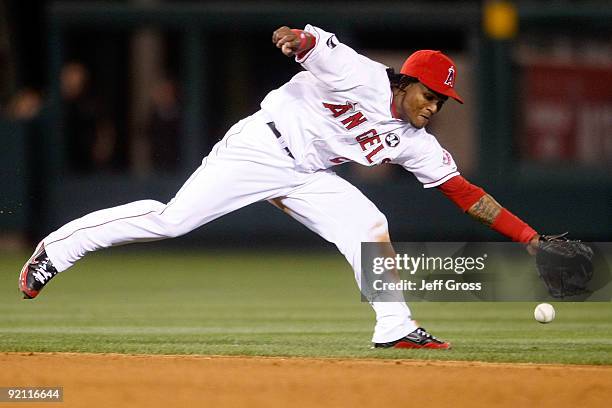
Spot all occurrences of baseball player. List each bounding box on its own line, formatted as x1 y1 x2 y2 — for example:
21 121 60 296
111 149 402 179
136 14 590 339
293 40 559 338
19 25 540 349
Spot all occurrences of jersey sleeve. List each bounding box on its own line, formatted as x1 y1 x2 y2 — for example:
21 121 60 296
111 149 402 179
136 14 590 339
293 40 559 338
296 25 384 91
394 131 460 188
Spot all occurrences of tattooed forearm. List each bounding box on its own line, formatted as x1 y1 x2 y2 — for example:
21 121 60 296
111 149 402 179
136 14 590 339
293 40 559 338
467 194 502 226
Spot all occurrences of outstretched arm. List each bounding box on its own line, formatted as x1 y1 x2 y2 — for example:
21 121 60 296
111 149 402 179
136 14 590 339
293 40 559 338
438 176 540 248
271 25 378 90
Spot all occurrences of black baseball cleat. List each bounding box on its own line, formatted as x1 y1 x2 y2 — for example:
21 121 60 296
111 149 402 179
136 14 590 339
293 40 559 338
19 242 58 299
374 327 451 349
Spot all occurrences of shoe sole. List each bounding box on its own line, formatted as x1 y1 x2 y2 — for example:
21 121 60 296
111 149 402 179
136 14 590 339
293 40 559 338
18 241 45 299
393 340 451 349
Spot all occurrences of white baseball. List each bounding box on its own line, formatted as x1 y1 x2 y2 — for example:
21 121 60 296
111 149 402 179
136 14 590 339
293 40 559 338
534 303 555 323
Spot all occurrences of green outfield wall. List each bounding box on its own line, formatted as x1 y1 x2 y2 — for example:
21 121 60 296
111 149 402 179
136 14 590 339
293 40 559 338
1 1 611 242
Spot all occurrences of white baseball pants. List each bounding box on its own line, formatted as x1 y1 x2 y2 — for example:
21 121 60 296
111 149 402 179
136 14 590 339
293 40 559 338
43 110 416 343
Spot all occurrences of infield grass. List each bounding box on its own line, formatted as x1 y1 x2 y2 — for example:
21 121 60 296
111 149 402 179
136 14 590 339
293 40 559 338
1 248 611 364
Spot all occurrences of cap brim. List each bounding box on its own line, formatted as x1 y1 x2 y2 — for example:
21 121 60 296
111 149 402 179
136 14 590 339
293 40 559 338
445 88 464 104
420 79 464 104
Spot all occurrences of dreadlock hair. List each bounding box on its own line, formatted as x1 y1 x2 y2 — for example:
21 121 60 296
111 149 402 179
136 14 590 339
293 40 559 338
386 68 419 91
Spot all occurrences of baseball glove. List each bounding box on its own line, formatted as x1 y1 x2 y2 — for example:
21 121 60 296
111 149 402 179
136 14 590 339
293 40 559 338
536 233 594 298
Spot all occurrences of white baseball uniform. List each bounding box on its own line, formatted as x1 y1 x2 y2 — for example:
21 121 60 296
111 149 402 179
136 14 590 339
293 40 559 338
42 25 459 343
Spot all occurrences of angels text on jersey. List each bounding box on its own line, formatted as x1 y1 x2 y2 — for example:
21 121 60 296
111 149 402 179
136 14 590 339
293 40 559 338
322 101 392 166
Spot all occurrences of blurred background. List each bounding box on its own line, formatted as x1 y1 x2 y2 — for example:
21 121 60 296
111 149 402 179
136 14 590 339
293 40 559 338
0 0 611 250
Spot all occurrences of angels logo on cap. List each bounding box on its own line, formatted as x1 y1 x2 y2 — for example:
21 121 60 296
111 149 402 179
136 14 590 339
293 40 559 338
444 66 455 87
400 50 463 104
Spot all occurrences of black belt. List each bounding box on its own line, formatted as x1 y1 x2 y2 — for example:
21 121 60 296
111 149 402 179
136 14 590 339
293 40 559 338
267 122 295 159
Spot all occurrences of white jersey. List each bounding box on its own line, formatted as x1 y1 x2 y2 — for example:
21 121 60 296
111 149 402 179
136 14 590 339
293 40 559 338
261 25 459 188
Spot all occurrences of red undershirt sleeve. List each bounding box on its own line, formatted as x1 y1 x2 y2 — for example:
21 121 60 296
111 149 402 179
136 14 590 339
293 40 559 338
438 176 538 243
437 175 485 212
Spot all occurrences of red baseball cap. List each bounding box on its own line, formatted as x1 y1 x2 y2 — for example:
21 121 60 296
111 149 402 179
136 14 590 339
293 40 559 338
400 50 464 104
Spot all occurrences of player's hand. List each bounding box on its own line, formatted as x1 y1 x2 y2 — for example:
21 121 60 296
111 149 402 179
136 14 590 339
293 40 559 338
272 26 301 57
527 234 540 256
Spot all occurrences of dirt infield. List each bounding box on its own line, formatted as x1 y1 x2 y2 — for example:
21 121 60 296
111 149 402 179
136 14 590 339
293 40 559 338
2 353 611 407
